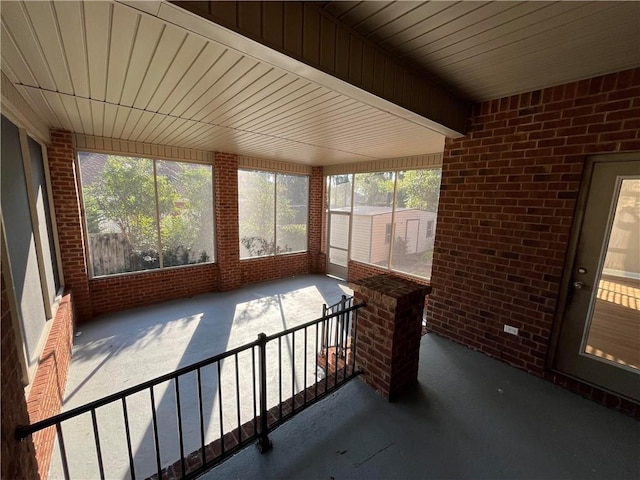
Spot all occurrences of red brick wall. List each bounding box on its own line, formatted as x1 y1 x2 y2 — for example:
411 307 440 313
427 68 639 410
1 271 39 480
215 152 242 291
240 253 310 285
47 130 92 321
25 293 75 479
309 166 326 273
351 274 430 400
90 264 219 316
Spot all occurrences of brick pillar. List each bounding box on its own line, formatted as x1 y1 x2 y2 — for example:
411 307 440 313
351 274 430 400
308 166 326 273
215 152 241 290
47 129 92 321
1 271 39 480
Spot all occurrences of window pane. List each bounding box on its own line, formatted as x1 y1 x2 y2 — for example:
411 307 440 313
239 170 275 258
29 136 61 298
276 174 308 253
351 172 395 268
391 169 442 279
329 174 352 209
157 161 214 267
1 115 48 371
78 153 160 276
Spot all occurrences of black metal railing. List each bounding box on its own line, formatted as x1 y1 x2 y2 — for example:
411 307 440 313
17 300 365 480
322 295 353 360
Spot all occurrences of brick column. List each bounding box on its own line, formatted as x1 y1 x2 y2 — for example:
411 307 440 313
308 166 326 273
214 152 241 290
351 274 430 400
47 130 92 320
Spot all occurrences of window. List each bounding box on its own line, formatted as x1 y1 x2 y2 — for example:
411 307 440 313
426 220 434 238
385 223 392 244
77 152 214 277
29 137 62 296
351 172 395 268
350 168 441 280
238 170 308 259
1 114 62 382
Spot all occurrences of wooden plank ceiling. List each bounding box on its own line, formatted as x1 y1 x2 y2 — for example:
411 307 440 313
0 0 449 165
321 1 640 101
2 1 638 165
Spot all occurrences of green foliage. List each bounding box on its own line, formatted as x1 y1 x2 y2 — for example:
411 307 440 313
159 162 213 264
83 187 103 234
393 236 408 257
397 169 442 212
421 247 434 263
239 171 307 257
350 169 441 212
278 223 307 251
329 175 352 209
83 155 212 267
354 172 395 206
240 236 287 257
239 171 275 245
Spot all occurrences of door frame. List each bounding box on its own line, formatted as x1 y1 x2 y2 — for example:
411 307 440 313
548 152 640 388
326 210 351 279
326 174 354 280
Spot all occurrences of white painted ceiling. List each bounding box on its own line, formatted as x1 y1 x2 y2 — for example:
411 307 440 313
1 1 638 165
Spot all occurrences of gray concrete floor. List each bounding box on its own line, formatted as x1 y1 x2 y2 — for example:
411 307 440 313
204 333 640 480
47 273 639 480
49 275 352 480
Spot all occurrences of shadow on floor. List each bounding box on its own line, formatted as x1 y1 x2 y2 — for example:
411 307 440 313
48 274 352 480
204 333 640 480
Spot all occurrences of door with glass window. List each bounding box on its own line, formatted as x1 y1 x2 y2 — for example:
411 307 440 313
554 155 640 400
327 175 353 279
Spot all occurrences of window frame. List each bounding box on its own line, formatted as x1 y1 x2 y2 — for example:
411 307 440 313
345 166 442 282
76 151 216 279
238 168 310 260
1 114 64 387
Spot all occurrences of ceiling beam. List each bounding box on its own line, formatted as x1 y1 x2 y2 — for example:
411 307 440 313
170 1 469 135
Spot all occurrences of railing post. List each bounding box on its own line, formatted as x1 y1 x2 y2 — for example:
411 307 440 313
256 333 272 453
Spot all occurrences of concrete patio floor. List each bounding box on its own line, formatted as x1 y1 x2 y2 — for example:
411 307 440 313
203 333 640 480
49 274 352 480
47 273 639 480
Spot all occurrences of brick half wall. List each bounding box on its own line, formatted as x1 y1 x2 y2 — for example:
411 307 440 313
1 271 39 480
240 253 311 285
25 293 75 479
1 276 76 480
89 263 220 317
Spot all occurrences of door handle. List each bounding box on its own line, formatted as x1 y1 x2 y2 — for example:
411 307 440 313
573 281 585 289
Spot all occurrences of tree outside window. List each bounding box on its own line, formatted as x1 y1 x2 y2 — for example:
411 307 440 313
238 170 308 258
349 168 441 280
78 152 214 277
